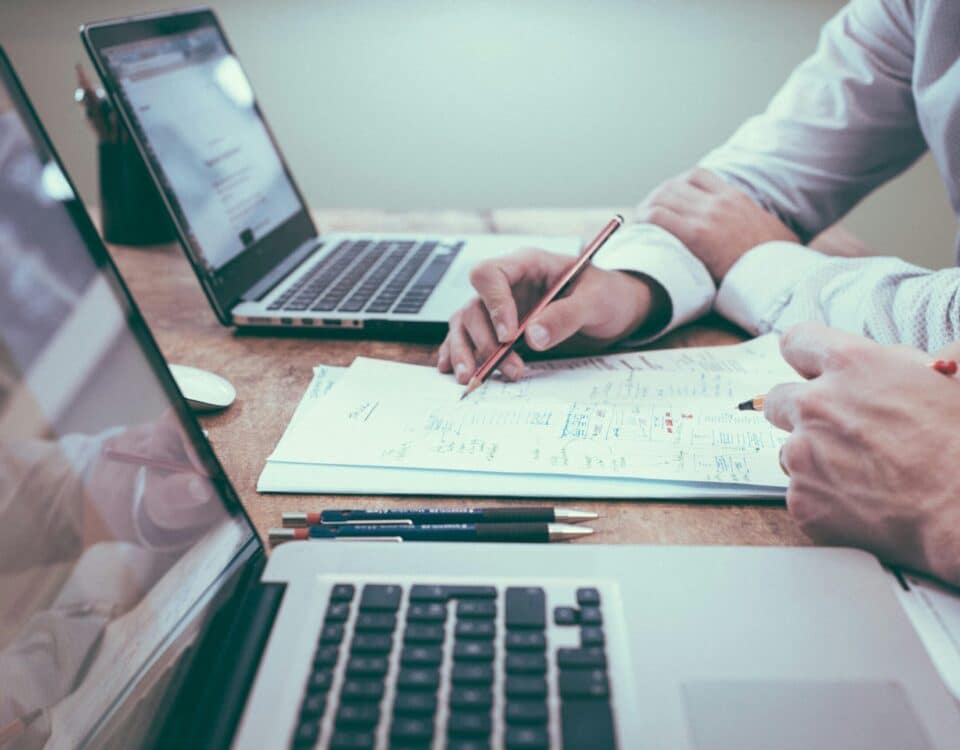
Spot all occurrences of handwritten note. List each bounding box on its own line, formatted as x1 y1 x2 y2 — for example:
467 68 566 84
271 337 797 488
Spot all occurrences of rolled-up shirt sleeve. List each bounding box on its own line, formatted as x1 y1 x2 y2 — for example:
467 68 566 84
699 0 926 242
717 241 960 350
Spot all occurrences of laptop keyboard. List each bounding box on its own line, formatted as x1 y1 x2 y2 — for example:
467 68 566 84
289 583 617 749
267 239 464 316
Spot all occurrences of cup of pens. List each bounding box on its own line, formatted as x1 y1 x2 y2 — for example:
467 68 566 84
76 65 176 247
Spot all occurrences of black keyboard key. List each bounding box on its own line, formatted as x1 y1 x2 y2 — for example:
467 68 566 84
391 716 435 745
505 676 548 699
320 623 345 644
505 701 548 725
449 687 493 710
307 669 333 694
576 587 601 607
341 679 385 702
336 703 380 728
407 602 447 622
448 711 492 737
580 607 603 626
557 647 606 670
331 584 355 601
581 626 605 647
554 606 579 626
446 586 497 599
393 691 437 716
455 620 495 640
396 668 440 691
409 584 450 602
558 669 609 698
561 698 616 750
505 652 547 674
505 588 546 630
401 645 443 667
451 663 494 685
448 740 491 750
350 633 393 654
506 631 546 651
404 623 444 644
300 692 326 717
346 656 389 678
355 612 396 632
329 729 375 749
314 644 340 667
454 641 495 662
504 726 549 749
292 720 319 747
359 584 402 611
325 602 351 622
457 600 496 619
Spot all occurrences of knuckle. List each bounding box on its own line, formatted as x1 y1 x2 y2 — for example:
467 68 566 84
792 390 824 422
782 433 815 475
468 263 494 288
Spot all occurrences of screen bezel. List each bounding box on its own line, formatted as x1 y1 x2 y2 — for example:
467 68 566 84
81 7 319 324
0 43 265 743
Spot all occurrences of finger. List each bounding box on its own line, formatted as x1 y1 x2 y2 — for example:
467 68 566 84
498 352 526 381
469 251 551 342
779 322 873 379
446 314 478 383
525 295 596 352
636 204 695 244
686 167 729 193
656 179 711 209
143 473 217 530
437 339 452 372
762 382 807 432
462 303 501 364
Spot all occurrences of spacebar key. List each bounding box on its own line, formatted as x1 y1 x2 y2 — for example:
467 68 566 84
561 698 617 750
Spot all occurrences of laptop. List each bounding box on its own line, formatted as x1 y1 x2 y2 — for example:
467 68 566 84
79 8 579 337
1 49 958 750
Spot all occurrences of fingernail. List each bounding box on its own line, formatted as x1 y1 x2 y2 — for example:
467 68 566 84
495 323 509 342
527 324 549 349
188 476 212 501
454 363 468 379
502 362 520 380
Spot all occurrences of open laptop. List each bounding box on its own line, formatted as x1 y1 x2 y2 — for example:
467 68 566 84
1 49 958 750
79 8 579 337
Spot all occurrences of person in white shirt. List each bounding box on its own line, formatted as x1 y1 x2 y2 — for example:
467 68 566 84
437 0 960 585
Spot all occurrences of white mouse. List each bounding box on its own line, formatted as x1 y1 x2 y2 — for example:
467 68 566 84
168 364 236 413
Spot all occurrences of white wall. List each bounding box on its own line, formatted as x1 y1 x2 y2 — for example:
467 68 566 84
2 0 955 268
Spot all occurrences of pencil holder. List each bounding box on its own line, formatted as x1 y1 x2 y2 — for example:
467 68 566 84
99 137 177 247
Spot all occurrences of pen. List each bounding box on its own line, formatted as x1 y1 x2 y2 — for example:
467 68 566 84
461 214 625 400
283 507 598 527
103 449 203 475
736 358 959 411
268 522 593 544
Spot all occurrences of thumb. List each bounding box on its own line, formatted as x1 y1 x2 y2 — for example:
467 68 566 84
524 296 593 352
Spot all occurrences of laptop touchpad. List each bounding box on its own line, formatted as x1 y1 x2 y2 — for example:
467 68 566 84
682 680 932 750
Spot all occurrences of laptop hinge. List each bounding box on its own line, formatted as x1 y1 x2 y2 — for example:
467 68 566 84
241 238 322 302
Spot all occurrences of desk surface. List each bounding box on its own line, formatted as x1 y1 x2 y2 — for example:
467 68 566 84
106 208 810 549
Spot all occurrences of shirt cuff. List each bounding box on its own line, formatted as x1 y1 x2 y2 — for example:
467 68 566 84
715 241 831 334
591 223 716 344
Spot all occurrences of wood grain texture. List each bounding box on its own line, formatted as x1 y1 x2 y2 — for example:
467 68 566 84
105 209 811 550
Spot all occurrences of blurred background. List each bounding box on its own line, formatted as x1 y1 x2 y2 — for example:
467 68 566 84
1 0 954 268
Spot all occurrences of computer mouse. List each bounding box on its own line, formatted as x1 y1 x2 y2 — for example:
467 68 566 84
168 364 236 413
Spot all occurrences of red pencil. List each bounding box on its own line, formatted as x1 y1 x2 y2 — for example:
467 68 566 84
461 214 625 400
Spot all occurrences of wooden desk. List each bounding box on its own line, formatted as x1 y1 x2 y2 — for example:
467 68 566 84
106 209 810 548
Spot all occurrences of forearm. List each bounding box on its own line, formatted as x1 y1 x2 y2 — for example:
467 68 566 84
717 243 960 351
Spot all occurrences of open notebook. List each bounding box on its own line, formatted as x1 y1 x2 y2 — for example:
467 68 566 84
259 335 797 499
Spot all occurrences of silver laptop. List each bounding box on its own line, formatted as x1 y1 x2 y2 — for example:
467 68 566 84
2 46 957 750
80 8 579 337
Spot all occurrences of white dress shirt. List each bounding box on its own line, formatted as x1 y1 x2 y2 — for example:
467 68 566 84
594 0 960 351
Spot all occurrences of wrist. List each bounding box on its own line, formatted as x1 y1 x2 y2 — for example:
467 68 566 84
614 271 671 341
920 506 960 587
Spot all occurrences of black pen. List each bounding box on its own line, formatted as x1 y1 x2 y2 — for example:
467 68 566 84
282 507 598 527
269 522 593 544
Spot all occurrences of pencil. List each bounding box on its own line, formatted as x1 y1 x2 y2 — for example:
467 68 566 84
103 449 202 475
461 214 625 400
736 358 959 411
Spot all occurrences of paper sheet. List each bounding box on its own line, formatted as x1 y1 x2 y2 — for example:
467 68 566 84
268 336 796 489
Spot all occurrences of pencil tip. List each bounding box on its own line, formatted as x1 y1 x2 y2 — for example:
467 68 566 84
736 400 752 411
460 379 479 401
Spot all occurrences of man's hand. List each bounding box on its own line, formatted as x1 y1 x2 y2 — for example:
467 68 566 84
764 322 960 586
637 168 799 282
438 249 667 383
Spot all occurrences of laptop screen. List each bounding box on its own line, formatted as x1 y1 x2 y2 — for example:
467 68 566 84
0 53 256 749
98 25 303 274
